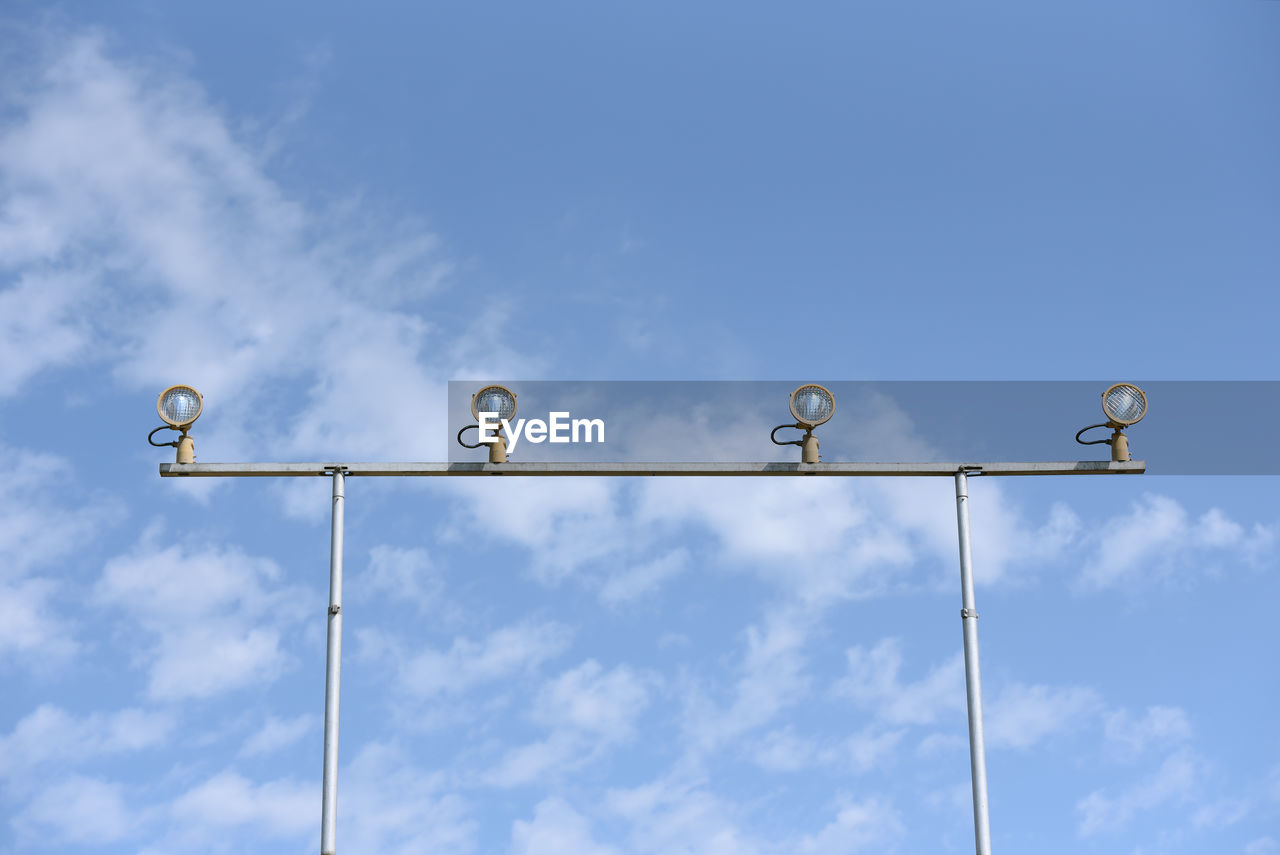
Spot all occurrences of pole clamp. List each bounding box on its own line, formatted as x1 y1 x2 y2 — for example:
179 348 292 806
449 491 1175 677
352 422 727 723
961 608 978 619
329 604 342 615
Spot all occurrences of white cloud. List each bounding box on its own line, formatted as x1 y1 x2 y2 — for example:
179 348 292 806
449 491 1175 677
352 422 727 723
607 773 764 855
170 771 312 839
844 726 907 773
873 479 1081 588
0 443 122 665
484 732 580 789
1080 494 1274 590
0 577 78 664
751 727 820 772
684 606 812 751
94 532 307 700
985 683 1102 750
512 798 621 855
355 544 444 611
835 637 964 726
606 772 903 855
138 743 471 854
1076 750 1198 836
750 725 903 774
486 660 652 787
639 478 914 603
1190 797 1249 829
0 272 89 395
634 474 1079 603
446 479 625 584
400 619 571 697
1103 706 1192 759
796 796 904 855
13 775 133 845
239 714 315 757
339 742 474 855
533 659 651 739
0 703 174 783
0 30 506 469
916 731 967 757
1245 836 1279 855
599 548 689 604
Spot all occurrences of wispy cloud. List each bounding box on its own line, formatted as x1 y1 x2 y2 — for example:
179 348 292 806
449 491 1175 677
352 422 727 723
94 530 308 700
835 637 964 727
599 548 689 605
486 659 652 787
683 605 813 752
0 443 122 666
399 619 571 698
0 30 517 469
238 714 315 758
1079 494 1274 590
1103 705 1192 760
796 796 904 855
1077 750 1198 836
354 544 445 612
12 775 134 845
339 742 474 855
0 704 173 786
170 771 313 840
985 683 1102 750
606 772 765 855
512 798 622 855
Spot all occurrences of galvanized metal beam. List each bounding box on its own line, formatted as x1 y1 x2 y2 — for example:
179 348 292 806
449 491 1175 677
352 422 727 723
160 460 1145 477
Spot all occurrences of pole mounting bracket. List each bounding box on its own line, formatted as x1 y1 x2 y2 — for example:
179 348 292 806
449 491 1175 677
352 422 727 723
961 608 978 619
328 604 341 615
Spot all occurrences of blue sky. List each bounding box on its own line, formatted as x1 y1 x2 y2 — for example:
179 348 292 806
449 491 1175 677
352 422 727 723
1 3 1278 854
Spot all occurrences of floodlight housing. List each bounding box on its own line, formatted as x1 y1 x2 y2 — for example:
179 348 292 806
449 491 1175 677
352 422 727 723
151 384 203 464
158 384 203 429
789 384 835 429
471 385 517 423
1101 383 1147 427
771 383 836 463
1075 382 1147 463
460 384 519 464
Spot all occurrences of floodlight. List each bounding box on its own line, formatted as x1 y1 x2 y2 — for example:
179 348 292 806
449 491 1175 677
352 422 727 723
471 385 517 423
772 383 836 463
790 384 835 428
1075 382 1147 462
158 385 203 428
459 384 518 463
1101 383 1146 427
150 384 203 464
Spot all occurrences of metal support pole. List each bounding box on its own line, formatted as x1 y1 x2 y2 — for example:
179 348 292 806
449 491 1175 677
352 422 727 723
320 470 345 855
955 470 992 855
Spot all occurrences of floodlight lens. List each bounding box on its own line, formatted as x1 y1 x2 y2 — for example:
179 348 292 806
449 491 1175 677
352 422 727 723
791 384 834 427
474 386 516 421
1102 384 1146 426
158 386 202 427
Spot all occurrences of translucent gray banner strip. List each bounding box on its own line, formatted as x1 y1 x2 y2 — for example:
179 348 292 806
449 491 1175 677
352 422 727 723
446 381 1279 474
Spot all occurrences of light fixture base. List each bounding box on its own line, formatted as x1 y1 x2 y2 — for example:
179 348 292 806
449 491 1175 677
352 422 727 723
488 434 508 464
175 432 195 465
800 431 820 464
1110 429 1129 462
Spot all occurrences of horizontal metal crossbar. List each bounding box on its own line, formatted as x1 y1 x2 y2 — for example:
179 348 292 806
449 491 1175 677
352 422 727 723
160 461 1146 477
